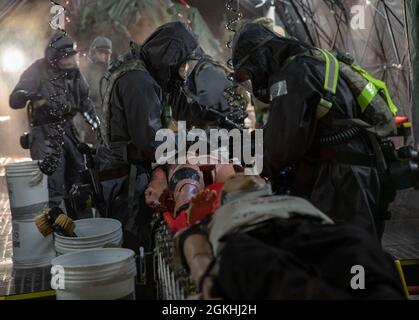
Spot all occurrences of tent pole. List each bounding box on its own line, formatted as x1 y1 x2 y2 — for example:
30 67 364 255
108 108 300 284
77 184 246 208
289 0 315 45
382 0 401 66
406 0 419 144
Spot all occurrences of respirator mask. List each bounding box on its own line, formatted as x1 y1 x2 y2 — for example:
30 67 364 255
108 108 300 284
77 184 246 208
57 54 79 71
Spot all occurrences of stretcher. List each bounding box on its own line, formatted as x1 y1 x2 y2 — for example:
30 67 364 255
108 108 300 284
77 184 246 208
153 216 196 300
395 259 419 299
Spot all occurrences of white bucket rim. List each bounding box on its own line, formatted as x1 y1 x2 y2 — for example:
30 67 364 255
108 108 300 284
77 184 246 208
13 218 40 223
55 234 122 246
5 161 39 170
51 248 135 269
13 254 54 269
56 259 136 274
55 239 123 250
5 160 39 167
6 172 43 178
57 264 137 280
54 238 124 255
54 218 122 241
54 231 122 245
54 240 123 252
55 229 122 242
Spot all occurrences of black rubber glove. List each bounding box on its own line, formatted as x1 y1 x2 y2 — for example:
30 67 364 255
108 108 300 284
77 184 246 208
9 90 44 109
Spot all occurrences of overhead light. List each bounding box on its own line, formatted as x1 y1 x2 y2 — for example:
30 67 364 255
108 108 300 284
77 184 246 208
0 116 11 122
0 46 26 74
266 1 276 23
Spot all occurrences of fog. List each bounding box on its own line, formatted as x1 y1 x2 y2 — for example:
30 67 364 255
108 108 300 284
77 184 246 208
0 0 233 157
0 1 51 157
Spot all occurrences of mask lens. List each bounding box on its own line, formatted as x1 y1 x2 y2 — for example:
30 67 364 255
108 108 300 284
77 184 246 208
58 54 79 70
178 62 189 80
94 50 111 64
179 59 199 80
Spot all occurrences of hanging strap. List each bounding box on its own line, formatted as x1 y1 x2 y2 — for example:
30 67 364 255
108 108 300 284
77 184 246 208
351 64 398 115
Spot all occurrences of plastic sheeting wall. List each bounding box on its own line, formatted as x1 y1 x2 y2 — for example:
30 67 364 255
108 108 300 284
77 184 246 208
0 0 27 21
407 1 419 144
241 0 413 139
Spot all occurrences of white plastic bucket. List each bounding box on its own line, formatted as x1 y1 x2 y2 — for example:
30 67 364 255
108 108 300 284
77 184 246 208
5 160 55 268
51 248 137 300
54 218 123 255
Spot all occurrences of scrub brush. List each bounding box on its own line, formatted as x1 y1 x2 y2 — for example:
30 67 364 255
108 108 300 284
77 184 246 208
35 207 77 237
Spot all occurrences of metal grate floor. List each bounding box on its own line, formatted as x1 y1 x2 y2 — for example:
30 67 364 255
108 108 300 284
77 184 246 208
383 189 419 259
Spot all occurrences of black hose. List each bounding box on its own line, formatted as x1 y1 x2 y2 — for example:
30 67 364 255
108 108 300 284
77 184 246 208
316 127 362 146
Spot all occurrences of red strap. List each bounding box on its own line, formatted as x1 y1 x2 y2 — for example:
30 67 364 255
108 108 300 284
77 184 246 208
395 116 409 125
163 182 225 233
408 286 419 295
163 211 188 233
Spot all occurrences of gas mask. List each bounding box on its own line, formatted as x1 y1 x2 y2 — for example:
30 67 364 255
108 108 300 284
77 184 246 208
235 69 271 104
165 60 199 94
233 34 275 103
178 59 199 81
57 54 79 71
92 49 111 66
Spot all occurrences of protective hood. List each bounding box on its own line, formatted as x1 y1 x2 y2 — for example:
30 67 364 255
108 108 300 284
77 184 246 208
45 32 78 69
232 23 310 90
90 36 112 53
89 36 112 62
140 21 201 92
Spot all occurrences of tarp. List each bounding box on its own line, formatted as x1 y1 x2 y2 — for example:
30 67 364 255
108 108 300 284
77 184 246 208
1 0 415 140
0 0 26 22
407 1 419 144
71 0 222 56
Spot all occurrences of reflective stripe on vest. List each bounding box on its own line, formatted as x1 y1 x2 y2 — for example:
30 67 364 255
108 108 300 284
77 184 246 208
285 48 398 120
317 98 334 119
316 48 339 119
357 82 379 113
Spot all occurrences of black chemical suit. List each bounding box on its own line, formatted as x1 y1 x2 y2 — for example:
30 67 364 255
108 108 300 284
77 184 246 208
169 54 232 128
9 33 97 211
232 23 393 237
106 22 200 250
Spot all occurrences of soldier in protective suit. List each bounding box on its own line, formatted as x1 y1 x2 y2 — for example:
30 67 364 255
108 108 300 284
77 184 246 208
166 31 249 131
102 21 202 250
9 32 99 214
232 23 395 238
76 36 112 144
83 36 112 124
140 22 248 221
